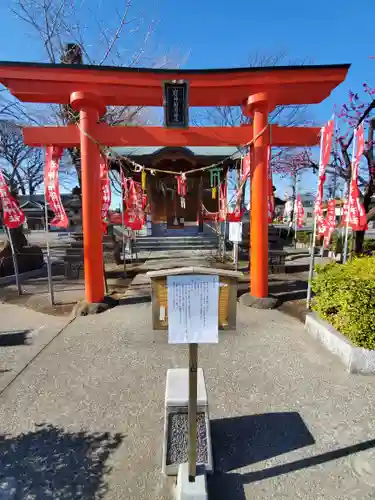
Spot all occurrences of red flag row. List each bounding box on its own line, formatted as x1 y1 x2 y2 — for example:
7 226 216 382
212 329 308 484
44 146 69 228
0 170 25 229
296 194 304 229
315 119 334 233
314 119 368 248
343 124 367 231
44 147 112 232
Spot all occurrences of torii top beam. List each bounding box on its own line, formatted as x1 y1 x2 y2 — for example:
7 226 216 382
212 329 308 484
0 60 349 108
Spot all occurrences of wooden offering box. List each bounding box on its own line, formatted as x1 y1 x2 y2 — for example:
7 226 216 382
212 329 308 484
146 267 243 330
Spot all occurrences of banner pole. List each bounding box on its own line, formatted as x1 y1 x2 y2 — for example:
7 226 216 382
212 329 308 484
135 230 138 261
234 241 239 271
188 342 198 482
294 178 298 249
121 171 126 275
306 127 324 310
306 215 317 309
343 131 357 264
6 227 21 296
103 260 108 294
44 197 55 305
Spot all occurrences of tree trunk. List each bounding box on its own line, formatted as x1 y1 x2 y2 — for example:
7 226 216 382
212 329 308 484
61 44 83 188
355 185 373 254
287 173 297 237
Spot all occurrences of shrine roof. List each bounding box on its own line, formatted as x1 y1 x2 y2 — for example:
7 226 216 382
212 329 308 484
109 146 240 160
0 60 350 107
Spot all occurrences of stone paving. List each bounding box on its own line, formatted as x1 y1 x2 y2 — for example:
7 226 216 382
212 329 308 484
0 300 375 499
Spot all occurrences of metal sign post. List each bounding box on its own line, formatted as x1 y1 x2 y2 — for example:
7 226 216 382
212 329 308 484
44 201 55 305
307 128 324 309
147 266 243 487
121 202 126 274
166 272 220 483
306 215 317 309
233 242 239 271
6 228 21 296
188 342 198 482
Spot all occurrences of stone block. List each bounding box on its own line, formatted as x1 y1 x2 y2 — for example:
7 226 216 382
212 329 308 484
305 312 375 374
166 368 207 408
162 368 213 476
175 463 208 500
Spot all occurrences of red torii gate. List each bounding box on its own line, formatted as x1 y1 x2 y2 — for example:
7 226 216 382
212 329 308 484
0 61 349 305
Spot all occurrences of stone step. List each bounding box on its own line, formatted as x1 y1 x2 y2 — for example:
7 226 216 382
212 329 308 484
136 236 217 242
135 239 217 246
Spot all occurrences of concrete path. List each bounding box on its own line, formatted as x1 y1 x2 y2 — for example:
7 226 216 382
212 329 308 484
0 301 375 499
0 303 72 393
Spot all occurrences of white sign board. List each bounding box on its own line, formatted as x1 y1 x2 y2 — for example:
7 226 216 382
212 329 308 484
167 274 219 344
229 222 242 243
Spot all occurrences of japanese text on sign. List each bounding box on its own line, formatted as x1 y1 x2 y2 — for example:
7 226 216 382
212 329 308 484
167 275 219 344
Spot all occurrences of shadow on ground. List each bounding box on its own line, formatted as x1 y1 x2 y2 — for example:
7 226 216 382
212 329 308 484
237 278 308 304
0 330 31 347
0 423 124 499
269 278 308 303
208 412 314 499
208 412 375 499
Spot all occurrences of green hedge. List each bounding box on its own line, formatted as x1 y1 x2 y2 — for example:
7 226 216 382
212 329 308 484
363 239 375 252
295 230 323 246
312 256 375 349
296 231 310 244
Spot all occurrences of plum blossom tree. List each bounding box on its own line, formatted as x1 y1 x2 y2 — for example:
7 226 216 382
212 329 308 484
274 85 375 254
271 148 316 223
329 84 375 253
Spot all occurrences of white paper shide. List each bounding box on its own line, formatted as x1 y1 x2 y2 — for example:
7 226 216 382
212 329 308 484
229 222 242 242
167 274 219 344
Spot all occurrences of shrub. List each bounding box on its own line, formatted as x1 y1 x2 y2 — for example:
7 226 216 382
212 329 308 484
312 256 375 349
296 231 310 245
363 239 375 253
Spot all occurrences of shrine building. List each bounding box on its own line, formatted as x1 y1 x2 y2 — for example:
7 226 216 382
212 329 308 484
111 146 241 237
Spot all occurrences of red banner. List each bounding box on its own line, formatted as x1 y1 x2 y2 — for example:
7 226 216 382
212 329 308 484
109 211 122 225
296 193 305 228
226 206 245 222
323 199 337 248
315 119 334 231
321 119 335 172
267 147 274 223
241 152 251 183
100 156 111 233
44 146 68 228
0 170 25 229
345 183 367 231
343 124 367 231
122 175 145 230
352 123 364 182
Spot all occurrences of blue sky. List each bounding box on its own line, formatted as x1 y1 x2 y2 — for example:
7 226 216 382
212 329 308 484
0 0 373 200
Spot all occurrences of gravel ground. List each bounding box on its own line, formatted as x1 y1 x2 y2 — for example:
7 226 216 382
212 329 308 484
166 412 208 466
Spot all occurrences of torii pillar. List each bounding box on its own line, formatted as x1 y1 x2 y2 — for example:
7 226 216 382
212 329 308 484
70 91 106 303
247 93 271 298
